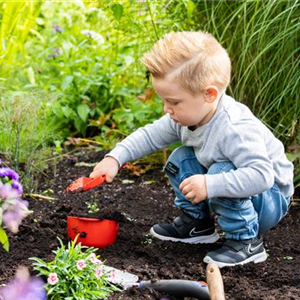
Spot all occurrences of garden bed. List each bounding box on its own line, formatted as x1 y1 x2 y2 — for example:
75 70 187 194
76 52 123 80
0 149 299 300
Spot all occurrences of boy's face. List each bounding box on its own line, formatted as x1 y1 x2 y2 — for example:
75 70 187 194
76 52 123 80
152 75 219 128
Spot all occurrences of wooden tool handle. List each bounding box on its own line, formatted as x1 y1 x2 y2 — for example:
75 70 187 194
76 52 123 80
206 263 226 300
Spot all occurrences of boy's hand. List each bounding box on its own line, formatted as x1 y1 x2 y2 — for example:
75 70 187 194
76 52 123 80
90 156 119 183
179 175 207 204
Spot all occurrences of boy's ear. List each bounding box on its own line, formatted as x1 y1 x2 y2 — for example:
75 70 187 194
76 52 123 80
204 86 219 103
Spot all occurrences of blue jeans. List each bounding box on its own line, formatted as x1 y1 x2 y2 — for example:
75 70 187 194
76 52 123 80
164 146 290 240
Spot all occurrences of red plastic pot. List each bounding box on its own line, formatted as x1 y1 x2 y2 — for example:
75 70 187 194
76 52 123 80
67 216 119 248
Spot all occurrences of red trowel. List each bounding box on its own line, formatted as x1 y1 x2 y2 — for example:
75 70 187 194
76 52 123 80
66 175 106 193
66 164 126 193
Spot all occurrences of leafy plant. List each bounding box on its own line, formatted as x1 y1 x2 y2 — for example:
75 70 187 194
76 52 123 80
30 237 120 300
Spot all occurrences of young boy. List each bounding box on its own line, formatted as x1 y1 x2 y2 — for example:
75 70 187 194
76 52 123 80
90 31 294 268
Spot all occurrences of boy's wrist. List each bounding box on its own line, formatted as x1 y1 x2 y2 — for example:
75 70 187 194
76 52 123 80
104 155 121 168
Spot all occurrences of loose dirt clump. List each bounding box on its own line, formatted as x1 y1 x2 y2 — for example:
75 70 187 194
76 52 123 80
0 149 299 300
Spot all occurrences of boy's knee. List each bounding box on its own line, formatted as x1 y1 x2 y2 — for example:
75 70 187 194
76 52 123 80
165 146 195 166
164 146 206 179
207 162 236 175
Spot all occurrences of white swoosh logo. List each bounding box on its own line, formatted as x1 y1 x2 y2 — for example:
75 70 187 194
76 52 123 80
248 243 262 254
189 227 208 237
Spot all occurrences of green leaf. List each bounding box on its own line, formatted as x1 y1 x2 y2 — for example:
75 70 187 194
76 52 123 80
286 152 300 162
77 104 90 123
111 3 123 21
61 76 74 91
186 0 195 19
27 66 36 84
74 117 87 135
0 227 9 252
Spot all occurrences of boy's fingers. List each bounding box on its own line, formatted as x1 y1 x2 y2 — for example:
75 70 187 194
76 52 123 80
105 175 114 183
185 191 195 201
181 185 188 195
179 178 189 191
90 171 104 178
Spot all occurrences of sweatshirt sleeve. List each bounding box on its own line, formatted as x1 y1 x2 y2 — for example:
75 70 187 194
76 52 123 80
107 114 181 166
205 121 275 199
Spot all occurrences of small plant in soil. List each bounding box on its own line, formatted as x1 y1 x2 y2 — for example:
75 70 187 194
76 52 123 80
85 200 100 213
30 237 120 300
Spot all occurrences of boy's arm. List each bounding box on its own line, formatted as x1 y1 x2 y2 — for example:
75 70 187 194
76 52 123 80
106 114 181 167
90 114 180 180
205 122 275 199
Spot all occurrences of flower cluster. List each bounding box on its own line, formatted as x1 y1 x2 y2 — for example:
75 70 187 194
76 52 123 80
47 252 106 285
30 238 120 300
0 267 46 300
0 162 30 251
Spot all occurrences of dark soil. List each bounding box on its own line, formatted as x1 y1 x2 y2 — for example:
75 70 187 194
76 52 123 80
0 149 300 300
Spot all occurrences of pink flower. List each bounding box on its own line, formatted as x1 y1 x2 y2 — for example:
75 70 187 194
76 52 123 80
76 259 86 270
89 253 102 265
47 273 59 285
95 266 103 279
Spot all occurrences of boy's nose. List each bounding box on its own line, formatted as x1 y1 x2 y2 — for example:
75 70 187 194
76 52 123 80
163 103 173 114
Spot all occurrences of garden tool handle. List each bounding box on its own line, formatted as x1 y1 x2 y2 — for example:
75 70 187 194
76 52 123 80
139 279 210 299
206 263 225 300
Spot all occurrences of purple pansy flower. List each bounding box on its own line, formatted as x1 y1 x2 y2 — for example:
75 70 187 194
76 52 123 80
0 183 28 233
11 181 23 194
0 167 19 181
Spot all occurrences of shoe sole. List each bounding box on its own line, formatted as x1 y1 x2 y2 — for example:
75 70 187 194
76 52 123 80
149 228 219 244
203 249 268 268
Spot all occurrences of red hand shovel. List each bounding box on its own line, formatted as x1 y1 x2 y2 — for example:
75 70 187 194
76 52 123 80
66 175 106 193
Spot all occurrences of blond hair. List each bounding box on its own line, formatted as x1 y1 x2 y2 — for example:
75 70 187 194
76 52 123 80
141 31 231 94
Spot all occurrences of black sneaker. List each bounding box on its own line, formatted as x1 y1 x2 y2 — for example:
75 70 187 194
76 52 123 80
203 236 267 268
149 213 219 244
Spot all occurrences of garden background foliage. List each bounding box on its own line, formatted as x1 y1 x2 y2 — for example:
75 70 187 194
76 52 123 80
0 0 299 190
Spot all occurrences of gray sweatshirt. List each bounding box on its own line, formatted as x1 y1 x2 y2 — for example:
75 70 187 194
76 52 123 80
108 94 294 199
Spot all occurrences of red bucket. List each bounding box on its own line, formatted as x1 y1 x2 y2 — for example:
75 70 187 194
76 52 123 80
67 216 119 248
